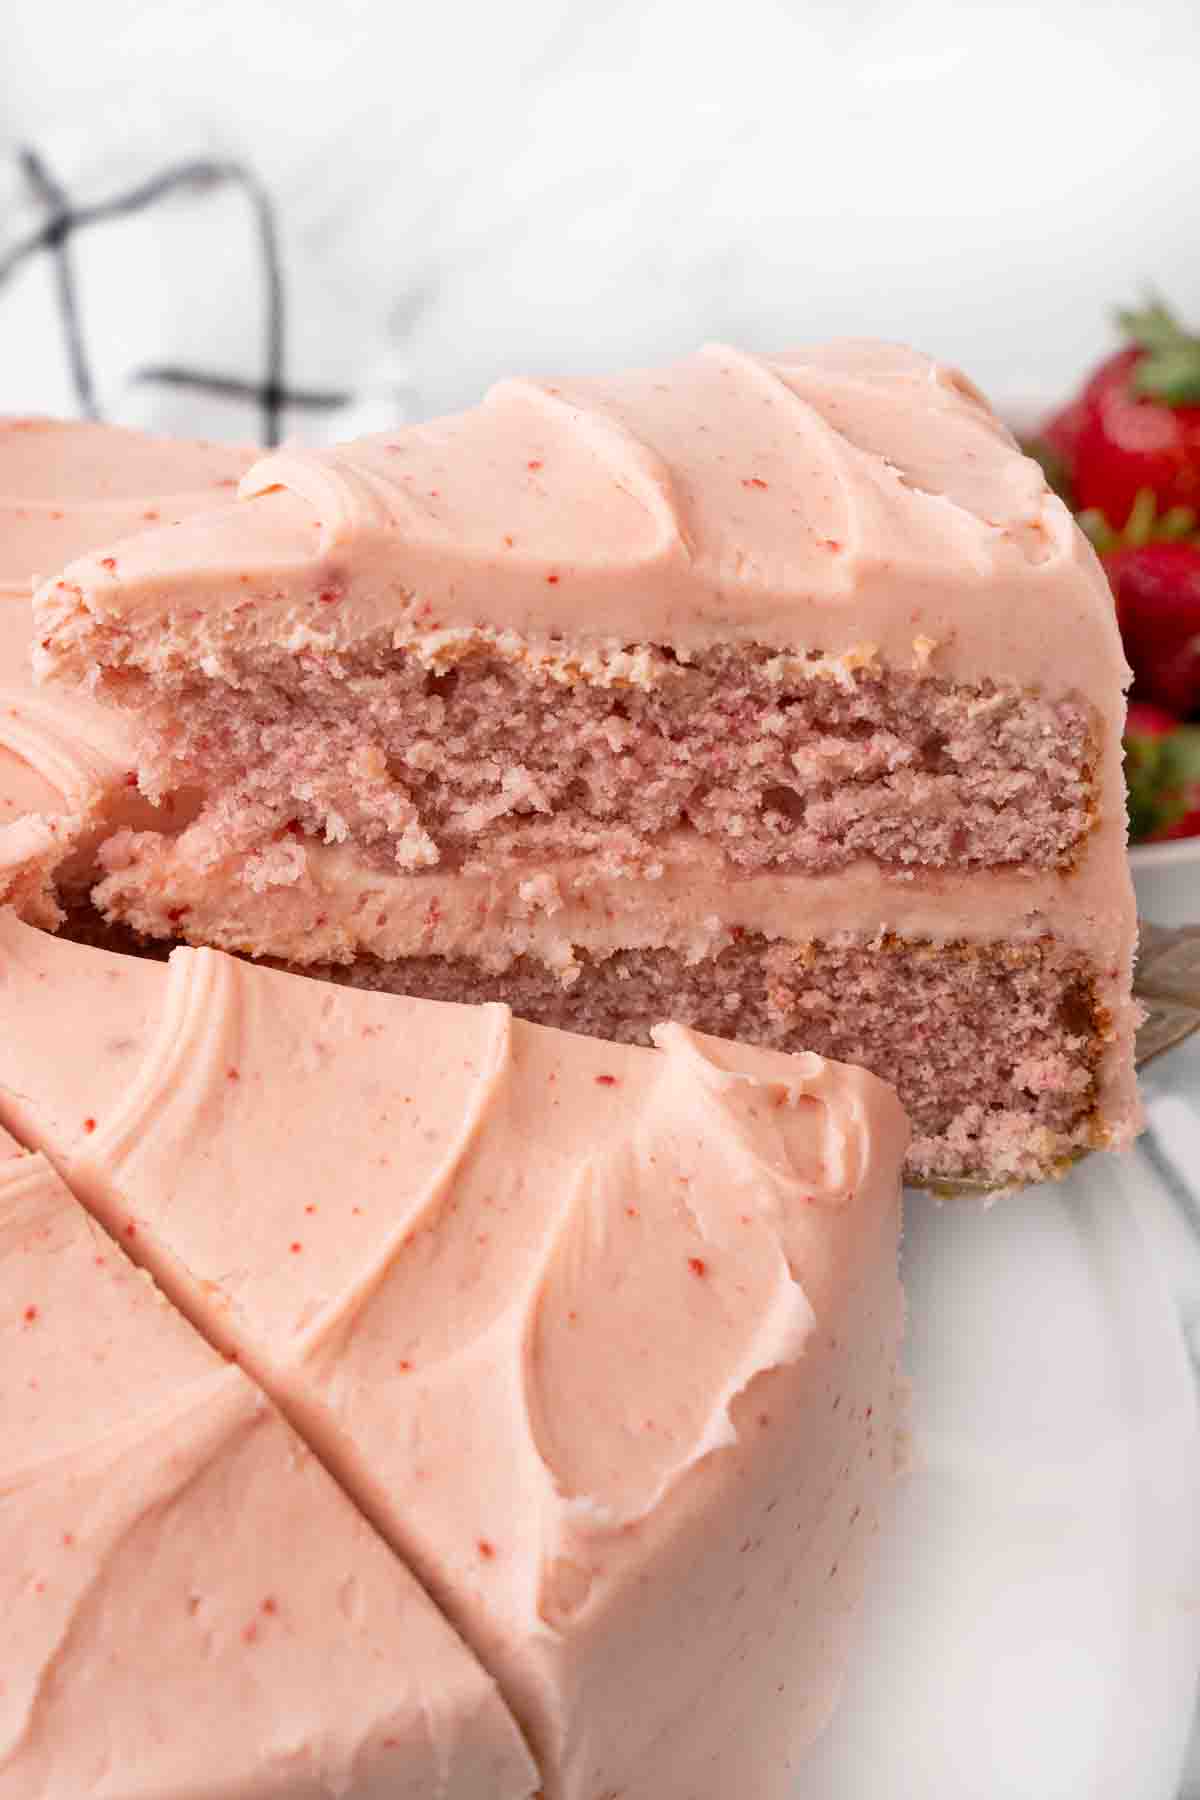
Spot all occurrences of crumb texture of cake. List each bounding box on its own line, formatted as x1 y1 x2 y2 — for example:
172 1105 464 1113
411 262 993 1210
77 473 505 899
0 1125 538 1799
117 640 1097 879
0 417 252 924
26 341 1139 1190
0 912 907 1800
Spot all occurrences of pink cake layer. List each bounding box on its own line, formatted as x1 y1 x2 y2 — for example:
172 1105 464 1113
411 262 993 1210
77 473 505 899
0 417 252 923
33 342 1127 892
96 641 1095 877
0 1133 536 1798
0 909 907 1800
323 933 1103 1188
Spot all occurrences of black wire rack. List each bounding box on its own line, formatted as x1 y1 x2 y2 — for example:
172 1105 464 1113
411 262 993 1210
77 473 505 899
0 148 349 446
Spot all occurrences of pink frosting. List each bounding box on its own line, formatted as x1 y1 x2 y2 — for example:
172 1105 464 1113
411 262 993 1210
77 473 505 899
0 1130 536 1797
0 909 907 1800
36 341 1126 700
0 417 252 920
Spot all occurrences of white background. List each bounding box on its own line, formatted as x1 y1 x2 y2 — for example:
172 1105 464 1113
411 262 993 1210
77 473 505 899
2 0 1200 439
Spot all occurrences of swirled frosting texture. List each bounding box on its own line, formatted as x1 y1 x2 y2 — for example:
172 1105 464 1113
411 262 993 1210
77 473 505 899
0 418 252 921
0 911 906 1800
35 340 1125 703
0 1131 537 1799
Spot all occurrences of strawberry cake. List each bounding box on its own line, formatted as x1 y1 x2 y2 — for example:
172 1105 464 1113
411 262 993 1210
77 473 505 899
0 909 907 1799
29 342 1140 1186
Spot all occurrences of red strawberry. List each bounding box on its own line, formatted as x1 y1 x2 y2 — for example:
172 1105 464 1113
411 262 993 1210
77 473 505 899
1042 301 1200 528
1106 541 1200 716
1154 804 1200 841
1122 700 1200 841
1125 700 1183 738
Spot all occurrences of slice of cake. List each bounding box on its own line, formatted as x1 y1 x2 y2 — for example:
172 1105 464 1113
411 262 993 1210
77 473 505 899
31 341 1139 1187
0 909 908 1800
0 1123 537 1798
0 416 251 925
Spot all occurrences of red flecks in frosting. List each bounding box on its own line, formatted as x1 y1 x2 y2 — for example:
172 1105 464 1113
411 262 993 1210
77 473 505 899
289 1241 303 1254
688 1257 708 1279
594 1074 617 1087
397 1359 412 1372
143 509 160 521
742 477 769 490
165 906 191 924
242 1621 259 1645
527 460 543 471
261 1595 278 1616
304 1203 317 1214
318 587 343 606
625 1205 639 1218
82 1118 96 1134
546 572 560 583
99 556 118 571
124 1222 137 1239
820 538 843 551
477 1539 496 1560
22 1305 38 1324
123 770 139 787
226 1067 240 1083
62 1531 75 1547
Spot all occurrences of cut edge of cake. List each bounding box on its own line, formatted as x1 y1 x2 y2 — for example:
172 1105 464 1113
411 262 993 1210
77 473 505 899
24 345 1142 1188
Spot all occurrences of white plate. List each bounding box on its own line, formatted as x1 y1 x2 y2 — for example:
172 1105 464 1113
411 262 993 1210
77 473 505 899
1133 838 1200 929
800 1140 1200 1799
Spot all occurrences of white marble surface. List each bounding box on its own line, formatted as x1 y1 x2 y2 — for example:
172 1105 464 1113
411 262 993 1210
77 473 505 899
3 0 1200 441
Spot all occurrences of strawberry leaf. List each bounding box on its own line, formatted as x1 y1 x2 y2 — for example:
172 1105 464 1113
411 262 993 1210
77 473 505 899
1117 297 1200 405
1117 298 1191 353
1132 345 1200 406
1161 724 1200 787
1125 722 1200 839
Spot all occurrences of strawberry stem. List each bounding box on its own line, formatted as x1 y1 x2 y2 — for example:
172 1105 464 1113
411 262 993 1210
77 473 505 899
1117 295 1200 405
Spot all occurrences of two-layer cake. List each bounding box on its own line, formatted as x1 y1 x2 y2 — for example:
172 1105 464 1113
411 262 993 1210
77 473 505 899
29 342 1140 1186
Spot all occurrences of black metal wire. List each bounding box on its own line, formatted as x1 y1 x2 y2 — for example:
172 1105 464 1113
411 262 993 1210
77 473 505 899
17 149 99 420
0 149 346 446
